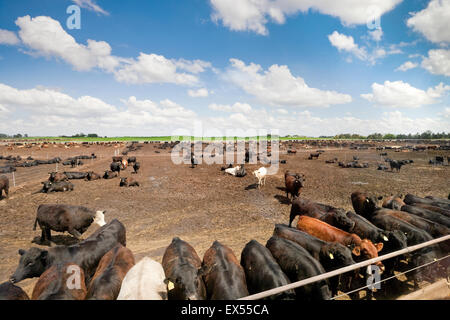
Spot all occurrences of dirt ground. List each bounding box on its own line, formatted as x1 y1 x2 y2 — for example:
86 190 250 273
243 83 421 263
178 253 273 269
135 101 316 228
0 142 449 299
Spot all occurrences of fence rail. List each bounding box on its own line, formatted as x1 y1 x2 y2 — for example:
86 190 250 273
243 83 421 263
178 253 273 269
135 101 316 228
239 234 450 300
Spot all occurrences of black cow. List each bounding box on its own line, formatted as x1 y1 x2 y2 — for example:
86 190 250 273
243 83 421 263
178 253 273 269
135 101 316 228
10 219 126 286
33 204 106 244
0 166 16 173
404 194 450 210
266 236 331 300
368 213 439 287
201 241 248 300
0 175 9 199
0 282 30 300
272 224 354 296
63 172 89 180
41 181 74 193
110 162 121 175
132 162 140 174
401 205 450 228
240 240 295 300
308 153 320 160
127 157 137 163
162 237 206 300
377 164 388 171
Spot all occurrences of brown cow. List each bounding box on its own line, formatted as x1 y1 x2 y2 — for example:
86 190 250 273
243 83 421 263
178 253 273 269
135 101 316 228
119 177 139 187
382 195 405 211
0 175 9 199
86 244 135 300
48 172 68 183
202 241 248 300
413 203 450 218
31 263 87 300
0 282 29 300
351 191 382 219
296 216 384 271
284 171 304 201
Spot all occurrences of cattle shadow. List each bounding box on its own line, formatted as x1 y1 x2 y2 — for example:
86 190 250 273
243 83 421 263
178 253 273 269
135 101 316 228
245 183 258 190
31 235 80 247
274 194 291 205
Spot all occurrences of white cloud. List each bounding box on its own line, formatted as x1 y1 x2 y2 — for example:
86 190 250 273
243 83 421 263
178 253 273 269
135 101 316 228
10 15 212 85
210 0 402 35
407 0 450 44
72 0 109 15
188 88 209 98
225 58 352 107
440 107 450 118
421 49 450 77
361 81 450 108
369 28 383 42
328 31 398 64
395 61 418 72
113 53 200 85
15 15 120 72
209 102 253 113
0 83 116 116
0 29 20 45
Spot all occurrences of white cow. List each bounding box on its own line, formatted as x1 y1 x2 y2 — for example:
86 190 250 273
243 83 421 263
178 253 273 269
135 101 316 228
225 165 241 176
253 167 267 189
117 257 167 300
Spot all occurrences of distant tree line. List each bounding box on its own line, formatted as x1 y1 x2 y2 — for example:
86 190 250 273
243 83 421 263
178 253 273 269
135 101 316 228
333 131 450 140
0 133 28 138
58 133 99 138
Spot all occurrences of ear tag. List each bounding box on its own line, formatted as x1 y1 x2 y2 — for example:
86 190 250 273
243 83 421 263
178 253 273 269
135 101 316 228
168 281 174 291
383 236 388 241
329 253 334 259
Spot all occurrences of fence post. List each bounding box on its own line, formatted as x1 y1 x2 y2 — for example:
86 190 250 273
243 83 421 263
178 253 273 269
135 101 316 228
12 171 16 187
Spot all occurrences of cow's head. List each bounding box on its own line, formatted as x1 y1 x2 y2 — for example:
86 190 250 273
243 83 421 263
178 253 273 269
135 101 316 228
10 248 48 283
357 239 384 273
380 230 407 253
351 192 381 218
93 211 106 227
319 243 355 270
165 266 206 300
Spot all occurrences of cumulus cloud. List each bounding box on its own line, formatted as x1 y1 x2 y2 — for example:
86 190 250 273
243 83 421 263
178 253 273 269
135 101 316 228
395 61 418 72
8 15 212 86
210 0 402 35
421 49 450 77
0 29 20 45
113 53 202 85
209 102 253 113
225 58 352 107
407 0 450 44
361 81 450 108
72 0 109 15
0 83 117 116
188 88 209 97
369 28 383 42
328 31 399 64
15 15 120 72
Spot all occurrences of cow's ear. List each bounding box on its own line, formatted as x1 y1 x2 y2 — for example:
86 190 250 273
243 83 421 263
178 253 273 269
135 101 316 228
375 242 383 252
351 246 361 256
377 196 383 200
18 249 26 256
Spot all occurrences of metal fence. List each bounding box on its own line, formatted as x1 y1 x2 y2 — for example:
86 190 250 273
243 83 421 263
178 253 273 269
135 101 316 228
239 234 450 300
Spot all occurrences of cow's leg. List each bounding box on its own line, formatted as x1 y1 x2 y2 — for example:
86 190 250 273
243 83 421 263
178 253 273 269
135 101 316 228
46 228 51 242
68 228 82 240
5 187 8 198
40 228 46 243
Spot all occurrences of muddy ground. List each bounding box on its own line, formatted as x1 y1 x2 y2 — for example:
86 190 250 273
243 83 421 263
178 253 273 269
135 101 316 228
0 142 449 299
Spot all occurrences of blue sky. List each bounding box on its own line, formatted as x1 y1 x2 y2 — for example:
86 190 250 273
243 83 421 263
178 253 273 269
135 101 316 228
0 0 449 136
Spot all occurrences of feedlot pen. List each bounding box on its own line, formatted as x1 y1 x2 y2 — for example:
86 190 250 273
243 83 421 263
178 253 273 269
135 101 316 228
0 142 449 299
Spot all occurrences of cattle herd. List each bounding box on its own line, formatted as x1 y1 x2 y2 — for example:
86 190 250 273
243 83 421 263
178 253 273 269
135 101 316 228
0 187 448 300
0 140 449 301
